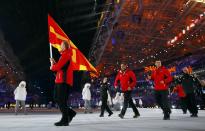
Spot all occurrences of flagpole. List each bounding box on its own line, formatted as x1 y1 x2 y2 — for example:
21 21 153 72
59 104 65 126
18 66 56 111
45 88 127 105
49 43 53 58
49 43 54 66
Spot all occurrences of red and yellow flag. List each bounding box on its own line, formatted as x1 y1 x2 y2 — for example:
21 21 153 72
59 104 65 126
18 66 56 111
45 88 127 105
48 14 98 79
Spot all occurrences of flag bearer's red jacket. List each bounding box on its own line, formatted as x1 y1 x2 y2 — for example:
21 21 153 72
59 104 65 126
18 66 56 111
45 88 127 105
114 69 137 92
151 66 172 90
51 49 73 86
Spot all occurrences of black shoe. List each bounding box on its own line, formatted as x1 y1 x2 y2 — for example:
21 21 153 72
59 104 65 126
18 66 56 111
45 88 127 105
54 121 69 126
190 114 198 117
133 114 140 118
163 117 170 120
118 114 124 119
163 113 170 120
108 112 113 117
99 114 104 117
69 109 76 123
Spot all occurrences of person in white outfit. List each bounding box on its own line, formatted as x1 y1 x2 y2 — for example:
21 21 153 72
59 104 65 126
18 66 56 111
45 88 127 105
82 82 92 113
107 91 113 107
14 81 27 115
113 92 121 111
139 99 143 108
120 93 124 109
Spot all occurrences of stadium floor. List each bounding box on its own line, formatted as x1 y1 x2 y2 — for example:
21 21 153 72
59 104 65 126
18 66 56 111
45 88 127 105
0 108 205 131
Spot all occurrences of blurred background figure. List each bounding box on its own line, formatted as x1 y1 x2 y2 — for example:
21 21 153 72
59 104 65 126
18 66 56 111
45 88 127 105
107 90 113 108
82 82 92 113
119 93 124 109
47 101 53 109
138 99 143 108
14 81 27 115
175 67 203 117
113 92 121 111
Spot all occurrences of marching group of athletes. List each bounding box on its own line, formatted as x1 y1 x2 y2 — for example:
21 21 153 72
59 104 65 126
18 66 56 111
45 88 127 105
49 41 203 126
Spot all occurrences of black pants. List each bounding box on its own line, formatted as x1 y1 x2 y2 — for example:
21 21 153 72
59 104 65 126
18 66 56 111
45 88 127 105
100 97 112 115
185 93 198 114
54 83 76 122
155 90 171 115
120 91 140 116
179 97 187 113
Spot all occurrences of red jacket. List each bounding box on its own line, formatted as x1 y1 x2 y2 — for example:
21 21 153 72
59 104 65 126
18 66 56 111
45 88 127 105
51 49 73 86
172 85 186 98
114 69 137 92
151 66 172 90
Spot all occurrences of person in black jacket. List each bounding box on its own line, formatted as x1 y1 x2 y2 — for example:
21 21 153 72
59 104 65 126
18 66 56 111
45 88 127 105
99 77 113 117
175 67 202 117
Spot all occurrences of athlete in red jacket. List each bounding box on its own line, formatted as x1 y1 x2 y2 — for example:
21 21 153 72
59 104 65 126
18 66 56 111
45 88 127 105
50 41 76 126
172 85 187 114
147 60 172 120
150 66 172 90
114 69 136 92
114 62 140 119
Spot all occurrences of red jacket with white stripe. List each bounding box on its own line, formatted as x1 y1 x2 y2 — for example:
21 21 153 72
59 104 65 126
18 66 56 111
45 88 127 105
151 66 172 90
114 69 137 92
51 49 73 86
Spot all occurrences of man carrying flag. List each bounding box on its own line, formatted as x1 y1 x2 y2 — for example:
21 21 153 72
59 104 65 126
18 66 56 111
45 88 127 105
48 14 98 126
50 41 76 126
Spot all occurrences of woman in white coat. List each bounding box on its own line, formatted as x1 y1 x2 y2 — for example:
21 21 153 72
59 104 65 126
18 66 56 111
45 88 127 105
14 81 27 115
82 82 92 113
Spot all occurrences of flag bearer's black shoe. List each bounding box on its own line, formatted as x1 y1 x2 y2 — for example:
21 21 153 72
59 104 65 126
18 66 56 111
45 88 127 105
133 114 140 118
68 109 76 123
54 121 69 126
